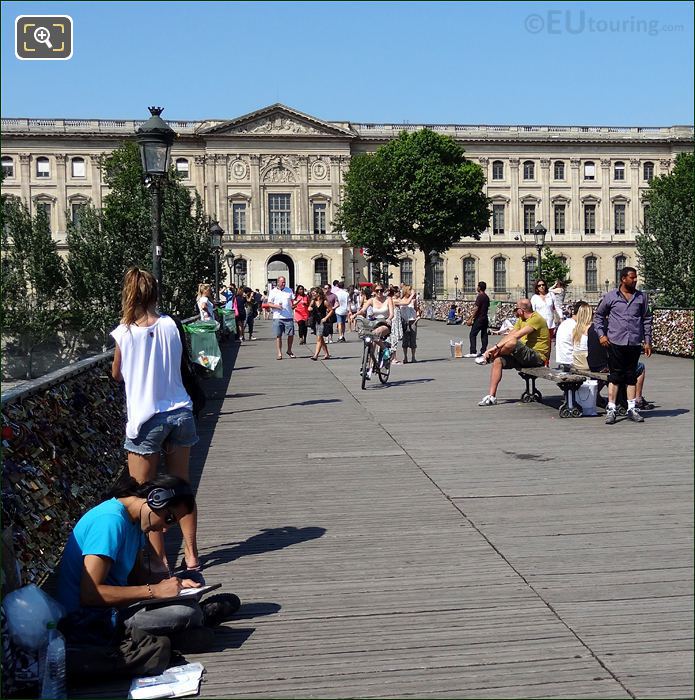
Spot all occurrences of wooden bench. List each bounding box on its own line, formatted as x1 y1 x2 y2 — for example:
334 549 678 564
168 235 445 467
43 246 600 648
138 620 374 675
571 367 654 414
517 367 588 418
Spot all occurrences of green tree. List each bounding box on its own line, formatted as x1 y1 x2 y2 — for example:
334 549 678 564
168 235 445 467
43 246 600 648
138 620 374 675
540 247 571 286
1 196 67 378
636 152 693 307
335 129 489 297
66 141 218 340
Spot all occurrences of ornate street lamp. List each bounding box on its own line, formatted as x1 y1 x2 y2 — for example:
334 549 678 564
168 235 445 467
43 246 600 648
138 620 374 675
209 220 224 303
531 221 547 285
454 275 459 300
225 250 236 286
136 107 175 310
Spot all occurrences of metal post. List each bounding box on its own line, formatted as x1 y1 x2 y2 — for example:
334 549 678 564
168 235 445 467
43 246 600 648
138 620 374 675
213 250 220 304
536 245 543 283
149 177 164 311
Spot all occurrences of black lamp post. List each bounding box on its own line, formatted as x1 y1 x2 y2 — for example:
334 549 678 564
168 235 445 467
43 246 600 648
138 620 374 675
135 107 175 311
454 275 459 300
604 279 610 294
531 221 547 285
225 250 235 287
209 220 224 303
428 250 439 300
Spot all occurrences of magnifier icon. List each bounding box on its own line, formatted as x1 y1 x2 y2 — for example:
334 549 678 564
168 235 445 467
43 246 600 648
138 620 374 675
33 26 53 49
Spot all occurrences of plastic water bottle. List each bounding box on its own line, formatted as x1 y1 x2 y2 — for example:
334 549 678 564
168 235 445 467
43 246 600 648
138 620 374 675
40 622 66 699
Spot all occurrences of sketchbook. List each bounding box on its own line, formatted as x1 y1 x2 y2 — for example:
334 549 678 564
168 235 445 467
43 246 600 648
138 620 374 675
126 583 221 612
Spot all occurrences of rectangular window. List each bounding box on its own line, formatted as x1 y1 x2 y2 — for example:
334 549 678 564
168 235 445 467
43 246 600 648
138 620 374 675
433 257 445 297
463 258 476 293
492 204 505 234
585 257 598 292
36 202 51 231
492 161 504 180
643 205 651 234
525 257 537 295
1 158 14 178
584 162 595 180
313 203 327 235
554 204 566 235
268 194 291 236
400 258 413 287
584 204 596 234
71 203 86 227
232 203 247 235
523 204 536 236
553 161 565 180
614 204 626 234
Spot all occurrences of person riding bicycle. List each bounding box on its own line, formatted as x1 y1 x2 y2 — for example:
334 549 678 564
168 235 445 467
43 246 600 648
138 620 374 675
354 284 393 371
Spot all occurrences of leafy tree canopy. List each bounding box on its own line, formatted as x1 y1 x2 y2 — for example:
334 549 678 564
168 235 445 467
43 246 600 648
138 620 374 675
335 129 490 279
540 247 571 286
636 152 693 307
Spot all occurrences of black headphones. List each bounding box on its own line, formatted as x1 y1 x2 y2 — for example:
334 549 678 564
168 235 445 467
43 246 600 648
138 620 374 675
146 483 193 510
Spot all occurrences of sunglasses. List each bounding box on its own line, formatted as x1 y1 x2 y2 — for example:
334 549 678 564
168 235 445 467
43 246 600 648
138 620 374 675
374 288 384 293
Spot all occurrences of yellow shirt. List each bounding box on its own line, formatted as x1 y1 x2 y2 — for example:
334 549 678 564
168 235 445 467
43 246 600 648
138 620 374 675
513 312 550 361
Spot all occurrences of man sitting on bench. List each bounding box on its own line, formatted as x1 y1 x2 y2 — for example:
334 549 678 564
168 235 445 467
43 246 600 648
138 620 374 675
476 299 550 406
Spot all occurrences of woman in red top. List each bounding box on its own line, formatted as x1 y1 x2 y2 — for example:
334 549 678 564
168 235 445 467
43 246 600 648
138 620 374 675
292 284 310 345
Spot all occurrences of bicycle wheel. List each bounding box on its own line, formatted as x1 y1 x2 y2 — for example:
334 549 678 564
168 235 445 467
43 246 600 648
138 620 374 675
360 342 372 390
378 353 391 384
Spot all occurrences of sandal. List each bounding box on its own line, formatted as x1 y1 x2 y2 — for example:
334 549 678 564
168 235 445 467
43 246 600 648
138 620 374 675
310 356 318 361
286 352 296 358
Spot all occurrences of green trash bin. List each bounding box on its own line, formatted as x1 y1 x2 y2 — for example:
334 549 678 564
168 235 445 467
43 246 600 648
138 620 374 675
218 308 237 335
184 320 223 378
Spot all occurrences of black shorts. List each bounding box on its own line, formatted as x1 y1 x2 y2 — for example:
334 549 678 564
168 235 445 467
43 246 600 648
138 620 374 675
500 342 545 370
607 344 642 386
322 323 333 338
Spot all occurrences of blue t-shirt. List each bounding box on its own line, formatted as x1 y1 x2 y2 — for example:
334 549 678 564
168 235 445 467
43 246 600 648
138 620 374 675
57 498 144 613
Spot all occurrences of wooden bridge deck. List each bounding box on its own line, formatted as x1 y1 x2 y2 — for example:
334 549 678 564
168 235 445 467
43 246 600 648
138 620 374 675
78 320 693 699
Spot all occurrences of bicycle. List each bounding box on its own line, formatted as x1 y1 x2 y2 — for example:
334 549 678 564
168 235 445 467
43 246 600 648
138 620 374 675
357 319 392 390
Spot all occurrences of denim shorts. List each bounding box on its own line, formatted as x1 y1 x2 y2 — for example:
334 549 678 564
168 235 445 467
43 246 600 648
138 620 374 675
335 313 347 324
124 407 199 455
273 318 295 337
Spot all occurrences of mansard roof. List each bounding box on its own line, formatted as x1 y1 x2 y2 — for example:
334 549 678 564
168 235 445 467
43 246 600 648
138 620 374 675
198 103 356 138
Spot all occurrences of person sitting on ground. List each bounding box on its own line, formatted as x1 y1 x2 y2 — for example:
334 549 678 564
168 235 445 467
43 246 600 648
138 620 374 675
57 473 241 655
476 299 550 406
555 301 588 371
446 304 462 325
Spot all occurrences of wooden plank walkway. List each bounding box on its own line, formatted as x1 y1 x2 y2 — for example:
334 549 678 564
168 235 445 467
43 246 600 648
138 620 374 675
76 319 693 699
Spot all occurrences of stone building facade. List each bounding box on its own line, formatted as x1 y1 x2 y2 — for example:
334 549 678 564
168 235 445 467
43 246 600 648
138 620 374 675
2 104 692 299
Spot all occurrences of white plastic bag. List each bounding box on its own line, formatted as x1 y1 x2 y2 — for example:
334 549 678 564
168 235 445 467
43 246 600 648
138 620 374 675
2 584 65 651
576 379 598 416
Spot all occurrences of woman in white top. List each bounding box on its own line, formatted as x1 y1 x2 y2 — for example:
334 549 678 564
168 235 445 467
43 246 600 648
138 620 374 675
530 278 564 339
196 283 215 322
354 284 393 367
111 268 201 576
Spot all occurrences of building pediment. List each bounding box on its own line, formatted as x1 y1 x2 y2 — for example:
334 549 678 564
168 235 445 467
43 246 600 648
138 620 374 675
199 104 355 138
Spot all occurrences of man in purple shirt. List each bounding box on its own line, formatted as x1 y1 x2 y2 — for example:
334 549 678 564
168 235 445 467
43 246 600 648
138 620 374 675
593 266 652 425
464 281 490 357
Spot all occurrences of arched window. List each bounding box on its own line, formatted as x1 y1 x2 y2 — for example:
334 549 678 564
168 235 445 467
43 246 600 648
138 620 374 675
492 160 504 180
71 157 86 178
175 158 189 179
493 257 506 293
462 257 476 293
524 257 537 296
585 256 598 292
614 256 627 287
643 161 654 181
314 257 328 287
36 156 50 178
2 156 14 178
400 258 413 287
583 161 595 181
523 160 535 180
553 161 565 180
614 161 625 181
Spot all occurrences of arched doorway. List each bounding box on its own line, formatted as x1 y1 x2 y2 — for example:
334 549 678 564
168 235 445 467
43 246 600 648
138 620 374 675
267 253 295 290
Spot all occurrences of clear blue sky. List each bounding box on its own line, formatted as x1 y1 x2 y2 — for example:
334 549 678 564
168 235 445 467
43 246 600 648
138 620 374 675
2 1 693 125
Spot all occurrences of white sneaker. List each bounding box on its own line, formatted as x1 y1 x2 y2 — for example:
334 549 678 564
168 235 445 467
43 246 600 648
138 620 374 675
478 395 497 406
475 355 489 365
463 353 478 358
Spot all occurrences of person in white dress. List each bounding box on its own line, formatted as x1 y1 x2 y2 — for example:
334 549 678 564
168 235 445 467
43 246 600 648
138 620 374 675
530 279 564 340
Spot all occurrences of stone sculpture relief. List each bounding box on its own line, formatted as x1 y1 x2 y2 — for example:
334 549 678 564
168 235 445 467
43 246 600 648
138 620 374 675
231 116 322 135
